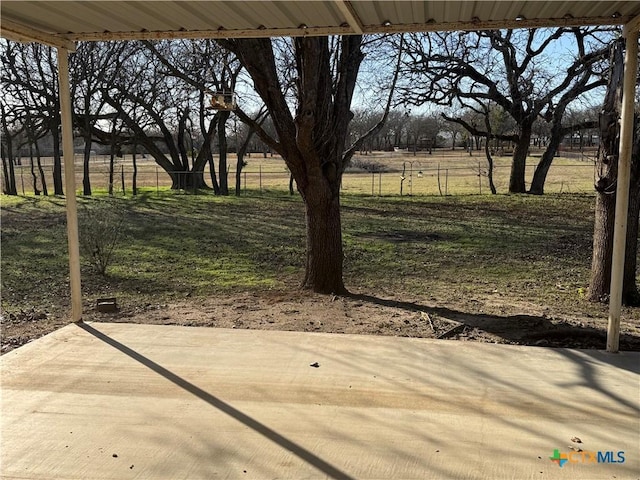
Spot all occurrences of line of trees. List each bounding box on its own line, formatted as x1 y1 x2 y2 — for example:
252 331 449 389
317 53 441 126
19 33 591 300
2 31 609 199
398 27 614 195
1 39 247 196
1 30 637 300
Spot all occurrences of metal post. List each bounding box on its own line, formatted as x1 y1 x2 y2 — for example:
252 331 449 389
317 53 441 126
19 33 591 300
57 47 82 322
607 26 639 353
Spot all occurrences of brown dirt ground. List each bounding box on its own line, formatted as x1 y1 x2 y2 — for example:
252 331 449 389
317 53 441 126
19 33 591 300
3 288 640 354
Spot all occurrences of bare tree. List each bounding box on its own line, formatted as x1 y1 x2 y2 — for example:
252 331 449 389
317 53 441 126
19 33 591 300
0 101 19 195
401 27 611 193
232 108 268 196
1 41 64 194
71 41 129 195
220 35 402 293
23 109 48 195
589 39 640 305
2 45 52 196
94 43 206 190
348 109 378 153
141 39 242 194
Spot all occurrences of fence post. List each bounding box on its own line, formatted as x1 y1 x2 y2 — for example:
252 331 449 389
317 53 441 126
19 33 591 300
445 169 449 196
20 167 25 195
478 161 482 195
244 170 247 194
409 162 413 196
121 164 125 196
259 164 262 194
156 166 159 195
371 171 375 196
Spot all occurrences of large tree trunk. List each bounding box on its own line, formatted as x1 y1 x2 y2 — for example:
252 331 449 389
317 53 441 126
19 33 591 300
51 117 64 195
1 141 17 195
208 155 221 194
82 133 92 195
589 165 640 304
218 110 230 195
529 123 564 195
29 144 40 195
484 140 497 195
235 155 244 196
221 35 365 294
590 190 616 301
483 115 497 194
508 123 532 193
132 141 138 196
588 39 640 305
301 187 346 294
623 179 640 303
34 139 48 196
108 138 116 196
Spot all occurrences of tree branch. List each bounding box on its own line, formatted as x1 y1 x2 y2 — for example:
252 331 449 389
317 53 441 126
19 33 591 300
343 34 404 163
442 113 519 142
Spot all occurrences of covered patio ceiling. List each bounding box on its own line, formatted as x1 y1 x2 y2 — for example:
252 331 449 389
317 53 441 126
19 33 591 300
1 1 640 50
0 1 639 353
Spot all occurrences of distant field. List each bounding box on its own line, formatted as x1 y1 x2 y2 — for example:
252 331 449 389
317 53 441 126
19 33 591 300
8 147 597 196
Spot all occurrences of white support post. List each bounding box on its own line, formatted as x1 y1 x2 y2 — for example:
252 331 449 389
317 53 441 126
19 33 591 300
607 26 639 353
56 47 83 322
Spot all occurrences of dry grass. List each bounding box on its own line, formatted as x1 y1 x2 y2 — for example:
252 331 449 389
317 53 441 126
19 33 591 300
11 147 596 196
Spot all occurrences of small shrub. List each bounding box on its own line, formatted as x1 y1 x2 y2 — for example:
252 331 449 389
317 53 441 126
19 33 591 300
79 199 126 275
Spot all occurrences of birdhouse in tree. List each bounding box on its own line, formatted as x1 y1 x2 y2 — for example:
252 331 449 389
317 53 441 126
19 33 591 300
208 91 236 111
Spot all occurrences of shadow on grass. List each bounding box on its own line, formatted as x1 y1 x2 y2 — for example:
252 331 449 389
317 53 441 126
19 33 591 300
346 293 640 352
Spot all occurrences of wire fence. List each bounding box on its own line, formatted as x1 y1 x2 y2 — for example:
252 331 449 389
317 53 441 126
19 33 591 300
5 151 598 197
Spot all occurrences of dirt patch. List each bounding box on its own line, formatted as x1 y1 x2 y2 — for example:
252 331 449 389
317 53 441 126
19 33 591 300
4 289 639 354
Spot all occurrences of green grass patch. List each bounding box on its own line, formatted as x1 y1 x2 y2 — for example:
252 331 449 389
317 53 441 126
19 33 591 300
1 190 634 322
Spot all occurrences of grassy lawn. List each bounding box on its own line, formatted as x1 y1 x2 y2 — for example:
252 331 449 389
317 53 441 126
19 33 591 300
3 189 636 329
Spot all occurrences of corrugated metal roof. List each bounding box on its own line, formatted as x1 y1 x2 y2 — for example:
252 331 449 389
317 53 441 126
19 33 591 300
1 1 639 50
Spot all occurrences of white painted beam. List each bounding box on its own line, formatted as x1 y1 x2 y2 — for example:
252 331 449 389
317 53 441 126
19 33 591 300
334 0 364 34
1 19 75 51
624 13 640 33
56 47 83 323
607 25 639 353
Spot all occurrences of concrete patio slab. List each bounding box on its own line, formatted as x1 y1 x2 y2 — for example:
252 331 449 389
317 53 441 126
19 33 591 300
1 322 638 479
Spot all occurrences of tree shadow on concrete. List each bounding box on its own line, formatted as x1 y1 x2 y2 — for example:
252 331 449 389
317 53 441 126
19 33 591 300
77 322 354 480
